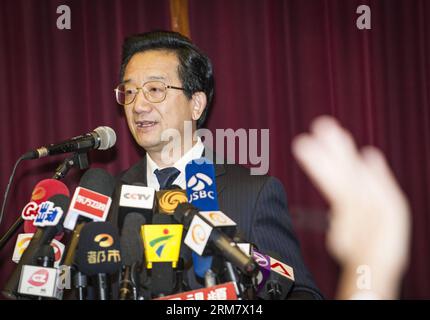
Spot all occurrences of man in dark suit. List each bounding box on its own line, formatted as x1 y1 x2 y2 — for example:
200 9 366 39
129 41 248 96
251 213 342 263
110 30 322 299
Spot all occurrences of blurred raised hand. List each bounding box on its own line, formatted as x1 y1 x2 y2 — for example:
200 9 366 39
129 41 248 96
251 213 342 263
292 116 411 299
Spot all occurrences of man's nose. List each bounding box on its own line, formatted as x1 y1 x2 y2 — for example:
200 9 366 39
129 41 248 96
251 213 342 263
133 88 153 113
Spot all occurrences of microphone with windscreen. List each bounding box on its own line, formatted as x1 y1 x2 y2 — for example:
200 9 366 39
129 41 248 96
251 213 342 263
23 179 70 240
22 126 116 160
75 222 121 300
61 168 115 299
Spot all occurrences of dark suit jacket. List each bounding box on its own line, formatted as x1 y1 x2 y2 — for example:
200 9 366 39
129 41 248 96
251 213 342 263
108 156 323 300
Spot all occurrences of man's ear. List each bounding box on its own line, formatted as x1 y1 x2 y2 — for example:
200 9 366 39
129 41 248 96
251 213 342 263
190 92 207 121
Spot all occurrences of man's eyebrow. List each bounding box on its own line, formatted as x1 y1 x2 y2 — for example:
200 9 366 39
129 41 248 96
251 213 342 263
147 75 167 81
123 76 166 81
122 76 167 84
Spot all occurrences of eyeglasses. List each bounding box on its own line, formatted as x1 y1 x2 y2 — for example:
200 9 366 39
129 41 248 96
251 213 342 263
114 81 185 105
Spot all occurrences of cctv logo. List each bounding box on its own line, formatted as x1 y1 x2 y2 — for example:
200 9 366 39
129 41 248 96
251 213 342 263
123 193 152 201
119 185 155 209
187 173 215 202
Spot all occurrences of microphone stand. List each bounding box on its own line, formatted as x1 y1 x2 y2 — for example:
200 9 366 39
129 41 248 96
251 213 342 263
0 152 89 250
52 152 89 180
225 261 244 299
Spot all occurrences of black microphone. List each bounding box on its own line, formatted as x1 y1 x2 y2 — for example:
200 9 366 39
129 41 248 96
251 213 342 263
61 168 115 300
174 202 258 276
22 126 116 160
75 222 122 300
119 213 145 300
2 194 70 299
149 213 178 298
36 245 56 268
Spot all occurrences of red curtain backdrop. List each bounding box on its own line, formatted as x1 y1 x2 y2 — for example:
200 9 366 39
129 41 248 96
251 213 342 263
1 0 429 299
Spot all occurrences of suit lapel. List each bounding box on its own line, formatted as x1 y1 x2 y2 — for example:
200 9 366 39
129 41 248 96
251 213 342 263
214 162 227 196
120 157 148 186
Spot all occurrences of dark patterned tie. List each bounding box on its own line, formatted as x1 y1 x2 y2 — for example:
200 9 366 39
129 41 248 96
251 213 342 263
154 167 180 189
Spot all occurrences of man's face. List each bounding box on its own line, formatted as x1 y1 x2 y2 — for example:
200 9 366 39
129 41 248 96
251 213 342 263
122 50 194 153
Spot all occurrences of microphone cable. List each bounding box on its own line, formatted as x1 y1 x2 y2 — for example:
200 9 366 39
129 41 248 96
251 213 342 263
0 154 26 228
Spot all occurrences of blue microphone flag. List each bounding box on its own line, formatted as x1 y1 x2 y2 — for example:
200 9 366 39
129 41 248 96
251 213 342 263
185 158 219 211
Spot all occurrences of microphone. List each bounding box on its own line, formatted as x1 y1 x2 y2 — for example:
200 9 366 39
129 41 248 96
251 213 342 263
17 245 60 300
3 194 70 299
62 169 117 300
252 250 295 300
63 168 115 231
185 158 219 211
185 159 220 285
62 167 116 282
61 168 116 299
184 158 253 288
0 179 69 254
22 179 70 238
7 179 69 271
141 214 183 297
22 126 116 160
119 213 145 300
153 188 189 295
75 222 122 300
174 202 258 276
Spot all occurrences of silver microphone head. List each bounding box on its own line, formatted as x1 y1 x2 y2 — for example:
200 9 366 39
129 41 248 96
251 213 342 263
93 126 117 150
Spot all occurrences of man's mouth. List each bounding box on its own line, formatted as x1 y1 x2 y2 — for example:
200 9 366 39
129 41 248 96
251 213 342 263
135 120 158 128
